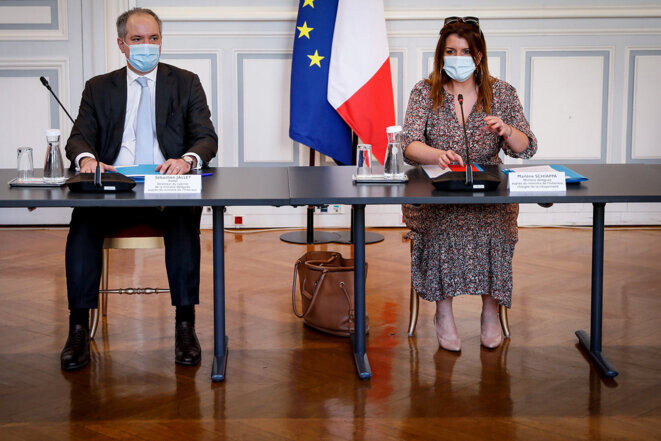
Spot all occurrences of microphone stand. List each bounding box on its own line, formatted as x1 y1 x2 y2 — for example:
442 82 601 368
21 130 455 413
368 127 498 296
457 94 473 185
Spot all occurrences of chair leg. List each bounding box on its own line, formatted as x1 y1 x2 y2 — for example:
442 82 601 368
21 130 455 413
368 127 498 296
90 306 99 340
407 238 419 336
91 249 110 340
101 249 109 317
408 285 419 336
499 304 511 339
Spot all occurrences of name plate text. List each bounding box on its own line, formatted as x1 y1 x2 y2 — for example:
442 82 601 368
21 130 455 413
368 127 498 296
508 171 566 192
144 175 202 193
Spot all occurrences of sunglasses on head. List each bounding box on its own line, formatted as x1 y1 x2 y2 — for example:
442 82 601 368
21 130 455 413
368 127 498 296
441 16 481 33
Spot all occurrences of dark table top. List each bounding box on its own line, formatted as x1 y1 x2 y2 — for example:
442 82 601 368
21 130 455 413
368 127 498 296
288 164 661 205
0 167 291 208
2 164 661 208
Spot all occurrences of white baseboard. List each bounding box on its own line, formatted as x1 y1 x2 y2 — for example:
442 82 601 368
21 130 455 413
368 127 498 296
200 203 661 229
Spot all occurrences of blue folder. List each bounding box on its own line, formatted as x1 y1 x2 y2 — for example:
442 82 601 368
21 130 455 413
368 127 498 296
114 164 160 183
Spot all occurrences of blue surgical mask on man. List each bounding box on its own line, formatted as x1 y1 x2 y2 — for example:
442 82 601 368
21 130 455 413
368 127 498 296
126 43 160 73
443 56 476 82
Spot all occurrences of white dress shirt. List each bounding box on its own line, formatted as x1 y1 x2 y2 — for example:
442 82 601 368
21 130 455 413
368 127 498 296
75 66 201 169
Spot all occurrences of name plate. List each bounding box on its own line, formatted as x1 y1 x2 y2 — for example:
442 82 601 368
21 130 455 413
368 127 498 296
508 171 566 192
144 175 201 193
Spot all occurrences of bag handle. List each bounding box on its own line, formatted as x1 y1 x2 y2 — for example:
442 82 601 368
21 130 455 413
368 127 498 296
338 281 354 323
304 260 355 272
292 263 329 318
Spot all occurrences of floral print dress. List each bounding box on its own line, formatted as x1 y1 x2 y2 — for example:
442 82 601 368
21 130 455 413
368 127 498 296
402 78 537 307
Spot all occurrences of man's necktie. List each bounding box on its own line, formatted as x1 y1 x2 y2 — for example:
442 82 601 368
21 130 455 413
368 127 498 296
134 76 154 165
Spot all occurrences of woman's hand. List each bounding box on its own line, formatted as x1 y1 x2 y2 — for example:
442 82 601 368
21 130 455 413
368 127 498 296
438 149 464 169
79 157 116 173
483 116 513 138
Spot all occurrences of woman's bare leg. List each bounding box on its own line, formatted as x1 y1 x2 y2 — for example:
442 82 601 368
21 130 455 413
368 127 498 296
435 297 461 352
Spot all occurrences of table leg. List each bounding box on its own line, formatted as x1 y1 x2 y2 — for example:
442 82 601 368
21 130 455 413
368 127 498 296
351 204 371 380
211 206 228 382
575 202 618 378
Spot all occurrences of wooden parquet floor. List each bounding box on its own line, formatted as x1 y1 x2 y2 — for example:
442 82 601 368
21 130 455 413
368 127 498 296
0 227 660 440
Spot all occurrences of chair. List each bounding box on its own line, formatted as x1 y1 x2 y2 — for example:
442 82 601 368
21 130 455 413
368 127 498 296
89 225 170 339
406 239 511 338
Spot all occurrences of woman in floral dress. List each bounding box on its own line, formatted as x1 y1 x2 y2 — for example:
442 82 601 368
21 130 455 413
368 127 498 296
402 17 537 351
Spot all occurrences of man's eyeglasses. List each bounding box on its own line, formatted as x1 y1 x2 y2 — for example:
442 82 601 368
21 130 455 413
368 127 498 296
441 16 481 33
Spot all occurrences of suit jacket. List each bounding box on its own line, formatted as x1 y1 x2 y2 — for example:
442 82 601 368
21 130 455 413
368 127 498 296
65 63 218 167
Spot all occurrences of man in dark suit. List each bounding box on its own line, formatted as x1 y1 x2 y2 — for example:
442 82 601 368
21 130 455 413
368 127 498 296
60 8 218 370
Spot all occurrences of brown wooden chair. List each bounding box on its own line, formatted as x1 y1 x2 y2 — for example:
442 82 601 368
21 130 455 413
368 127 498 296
89 225 169 339
406 239 511 338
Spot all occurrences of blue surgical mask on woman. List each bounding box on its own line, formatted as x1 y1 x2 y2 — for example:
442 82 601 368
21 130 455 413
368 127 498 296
443 56 476 82
126 43 160 73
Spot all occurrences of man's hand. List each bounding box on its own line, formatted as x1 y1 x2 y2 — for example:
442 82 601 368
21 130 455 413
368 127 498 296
80 157 116 173
156 158 191 175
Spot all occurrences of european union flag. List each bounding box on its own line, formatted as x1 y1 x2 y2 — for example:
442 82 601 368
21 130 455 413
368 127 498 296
289 0 352 165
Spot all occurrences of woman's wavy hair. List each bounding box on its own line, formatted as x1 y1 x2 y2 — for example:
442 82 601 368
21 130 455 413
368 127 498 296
426 21 494 113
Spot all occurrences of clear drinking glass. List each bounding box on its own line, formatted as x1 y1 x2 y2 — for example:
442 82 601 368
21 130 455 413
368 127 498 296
43 129 64 183
384 125 405 179
17 147 34 181
356 144 372 176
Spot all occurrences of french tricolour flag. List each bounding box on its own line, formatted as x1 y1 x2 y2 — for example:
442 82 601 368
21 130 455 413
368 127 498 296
328 0 396 164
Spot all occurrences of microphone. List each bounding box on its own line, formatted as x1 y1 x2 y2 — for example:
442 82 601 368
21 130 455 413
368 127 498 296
39 76 134 192
457 94 473 185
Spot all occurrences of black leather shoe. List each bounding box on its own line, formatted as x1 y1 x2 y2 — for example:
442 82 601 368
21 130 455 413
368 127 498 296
175 321 201 366
60 324 90 371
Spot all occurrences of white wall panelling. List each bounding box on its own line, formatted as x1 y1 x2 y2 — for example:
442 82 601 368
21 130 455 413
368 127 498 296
627 49 661 163
160 51 221 166
236 52 297 166
0 58 71 165
524 50 611 163
0 6 52 24
0 61 68 165
0 0 67 41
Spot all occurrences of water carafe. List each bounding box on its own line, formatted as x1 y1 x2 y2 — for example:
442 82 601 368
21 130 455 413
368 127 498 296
384 125 404 179
44 129 64 183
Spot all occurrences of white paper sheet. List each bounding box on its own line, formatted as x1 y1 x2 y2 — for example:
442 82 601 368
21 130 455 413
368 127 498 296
421 165 452 179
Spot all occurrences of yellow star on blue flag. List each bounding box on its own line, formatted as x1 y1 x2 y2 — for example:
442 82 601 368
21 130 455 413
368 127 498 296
297 21 313 39
307 50 324 68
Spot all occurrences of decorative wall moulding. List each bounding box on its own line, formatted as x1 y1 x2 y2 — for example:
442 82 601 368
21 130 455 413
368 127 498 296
151 5 661 22
523 49 612 164
627 49 661 163
0 58 70 137
0 0 67 41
